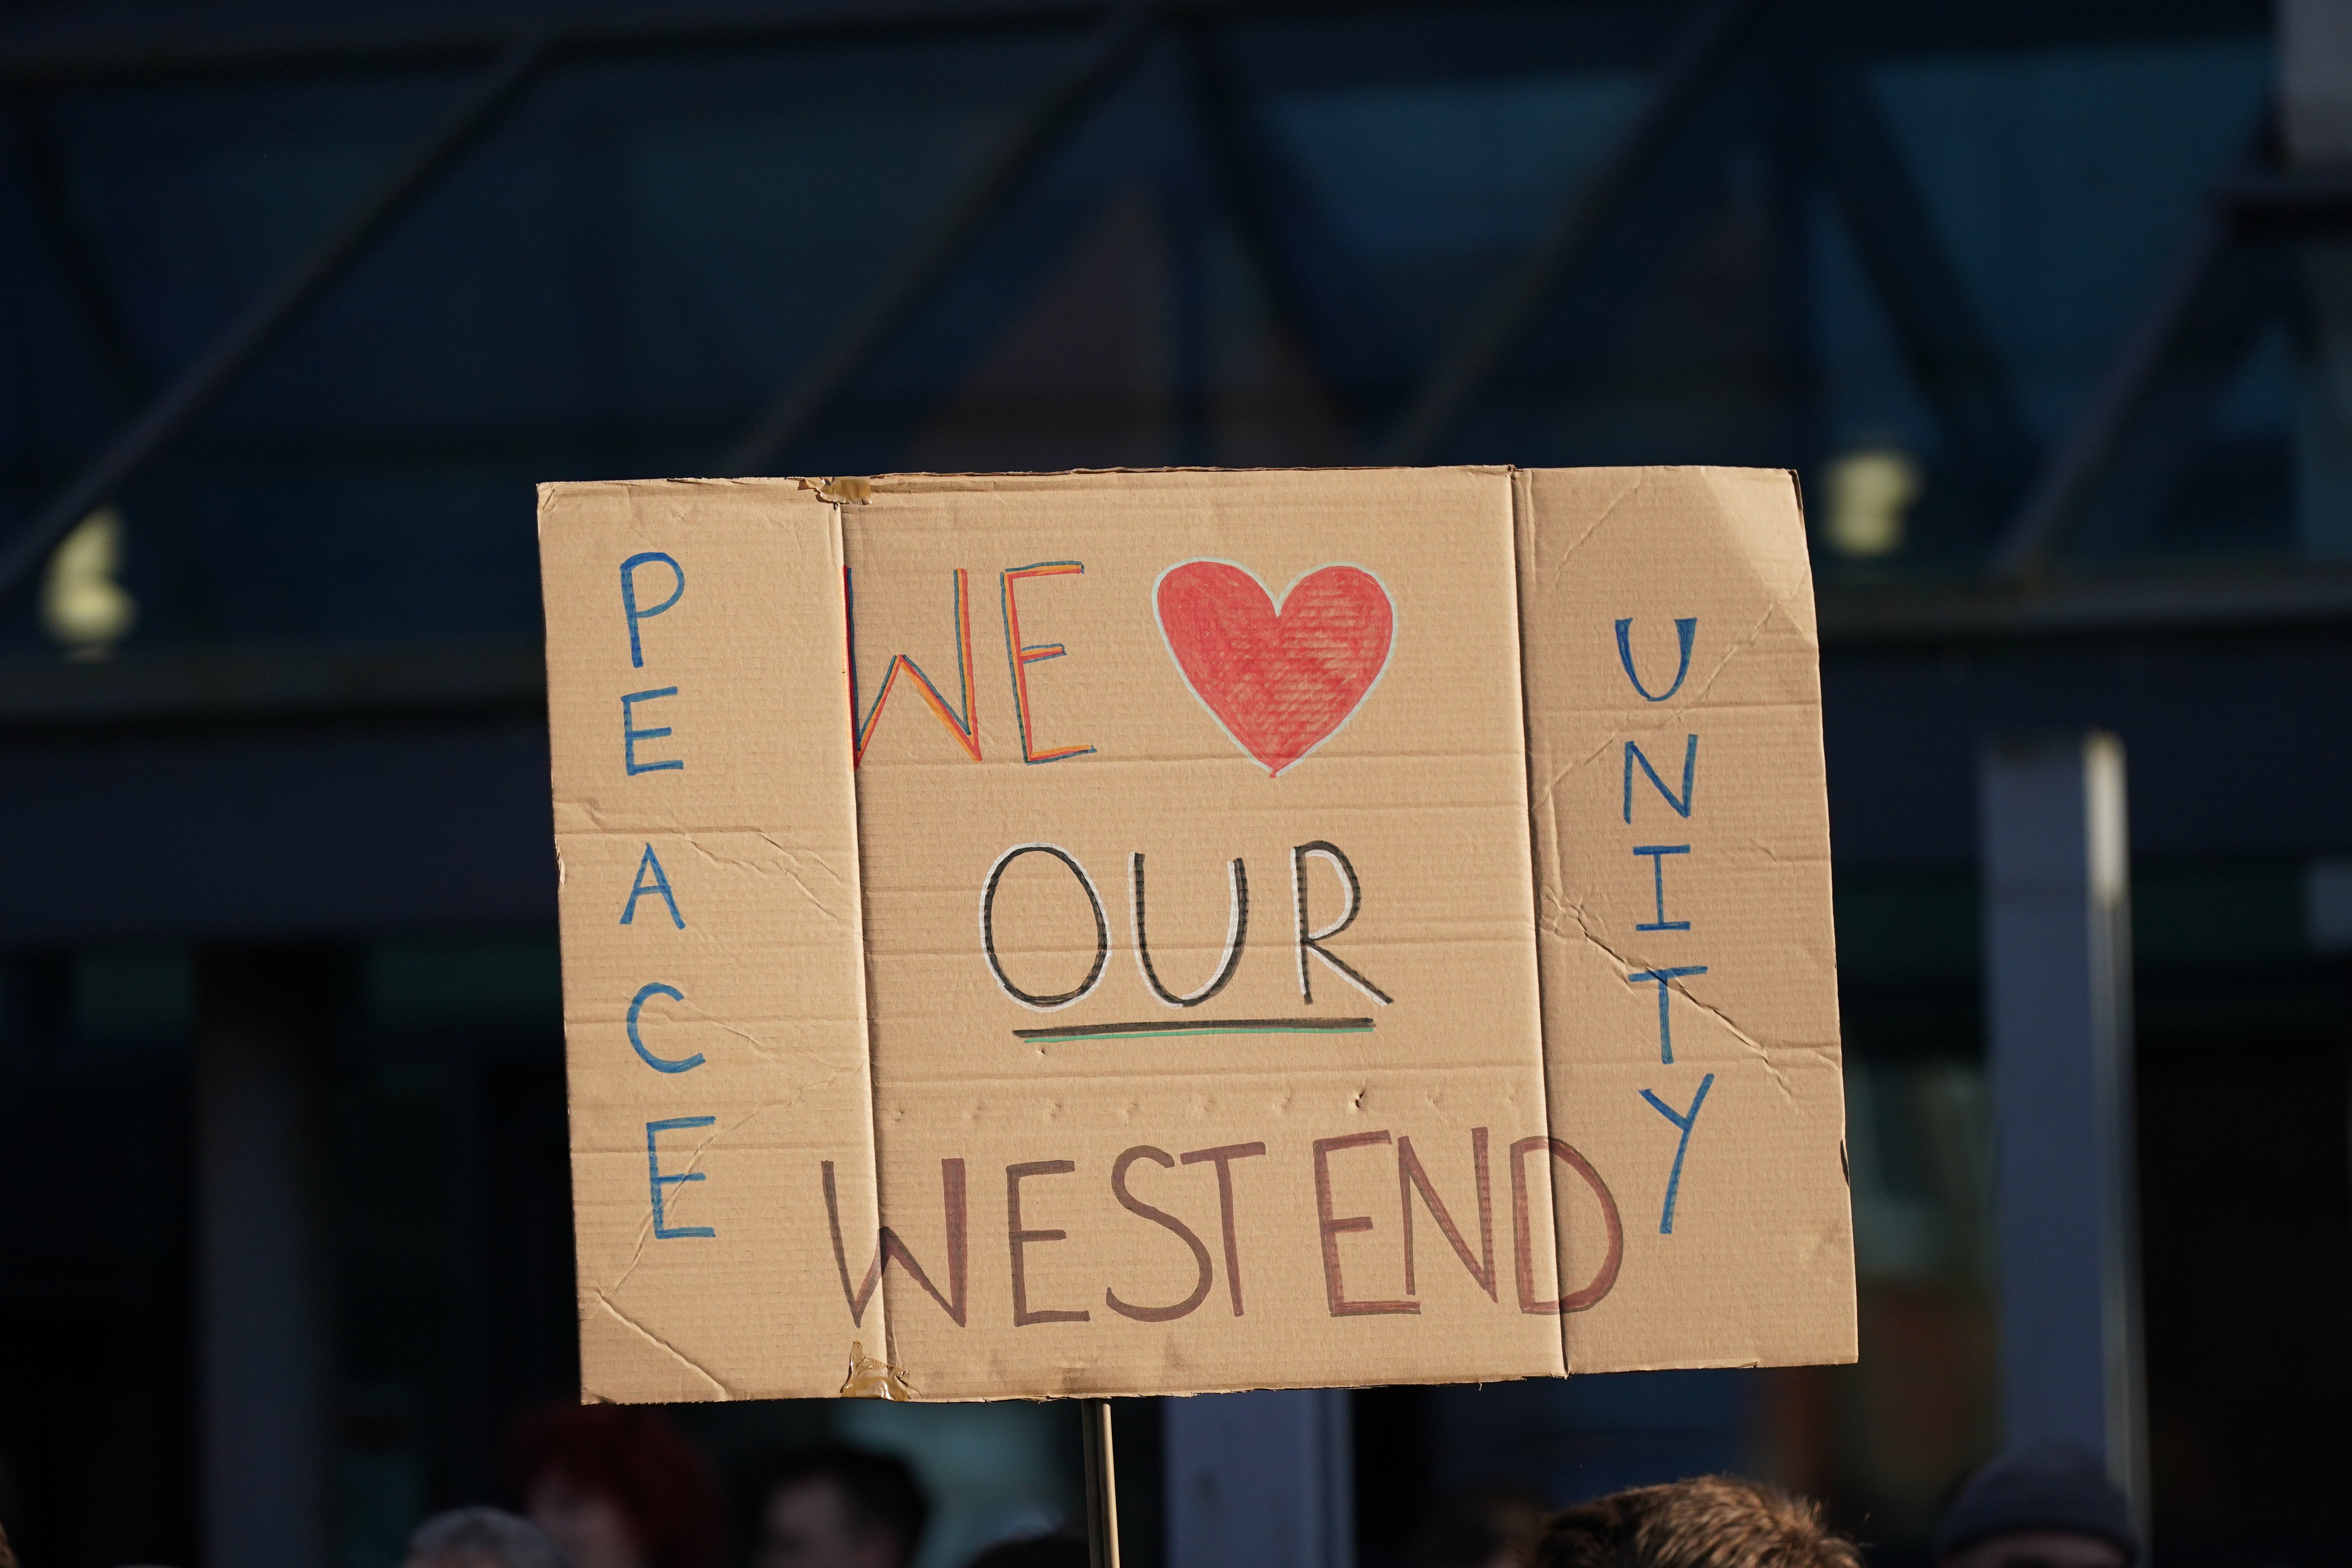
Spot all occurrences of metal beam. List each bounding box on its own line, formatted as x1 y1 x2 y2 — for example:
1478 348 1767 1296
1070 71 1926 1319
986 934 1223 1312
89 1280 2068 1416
2216 166 2352 223
1382 0 1778 463
8 98 152 404
1815 566 2352 648
1166 1389 1352 1568
6 558 2352 733
0 32 551 609
1988 120 2295 580
1814 60 2037 521
0 638 545 733
9 97 232 635
1182 24 1407 436
1978 731 2149 1539
1988 210 2239 580
0 0 1093 88
727 2 1156 472
0 0 2268 92
196 947 337 1568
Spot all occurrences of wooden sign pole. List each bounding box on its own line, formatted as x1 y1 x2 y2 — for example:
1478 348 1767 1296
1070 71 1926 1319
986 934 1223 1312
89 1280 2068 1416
1082 1397 1121 1568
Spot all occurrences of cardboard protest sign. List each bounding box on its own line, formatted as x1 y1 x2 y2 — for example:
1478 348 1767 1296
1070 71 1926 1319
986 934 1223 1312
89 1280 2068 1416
538 466 1853 1403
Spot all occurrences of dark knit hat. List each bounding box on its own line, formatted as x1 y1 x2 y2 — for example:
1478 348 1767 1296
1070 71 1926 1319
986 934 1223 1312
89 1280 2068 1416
1937 1442 2138 1564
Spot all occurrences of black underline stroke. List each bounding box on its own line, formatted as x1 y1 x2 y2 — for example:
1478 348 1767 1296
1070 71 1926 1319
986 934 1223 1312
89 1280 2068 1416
1013 1016 1377 1042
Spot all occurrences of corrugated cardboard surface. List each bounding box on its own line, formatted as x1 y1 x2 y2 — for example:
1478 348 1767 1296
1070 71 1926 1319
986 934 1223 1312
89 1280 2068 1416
538 466 1854 1403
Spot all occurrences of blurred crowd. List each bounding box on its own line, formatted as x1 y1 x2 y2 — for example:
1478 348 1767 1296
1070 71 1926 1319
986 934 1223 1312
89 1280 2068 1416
0 1406 2134 1568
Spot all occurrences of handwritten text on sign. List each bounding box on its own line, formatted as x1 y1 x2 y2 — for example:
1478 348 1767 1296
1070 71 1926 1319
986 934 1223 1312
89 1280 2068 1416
542 468 1852 1402
609 553 1717 1317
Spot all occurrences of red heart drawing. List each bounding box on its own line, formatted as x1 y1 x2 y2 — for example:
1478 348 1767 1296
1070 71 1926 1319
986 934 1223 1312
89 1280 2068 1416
1154 560 1395 777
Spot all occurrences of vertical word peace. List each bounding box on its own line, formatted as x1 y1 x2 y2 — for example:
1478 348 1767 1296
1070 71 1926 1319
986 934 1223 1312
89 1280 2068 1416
617 551 712 1242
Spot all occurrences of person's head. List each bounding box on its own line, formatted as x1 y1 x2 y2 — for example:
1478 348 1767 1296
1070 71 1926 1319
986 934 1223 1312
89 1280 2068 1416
508 1404 722 1568
403 1507 573 1568
1415 1484 1552 1568
753 1447 928 1568
1937 1444 2137 1568
1535 1476 1860 1568
961 1535 1087 1568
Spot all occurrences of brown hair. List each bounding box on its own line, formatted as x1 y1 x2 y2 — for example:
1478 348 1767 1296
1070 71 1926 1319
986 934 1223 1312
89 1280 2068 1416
508 1403 722 1568
1535 1477 1860 1568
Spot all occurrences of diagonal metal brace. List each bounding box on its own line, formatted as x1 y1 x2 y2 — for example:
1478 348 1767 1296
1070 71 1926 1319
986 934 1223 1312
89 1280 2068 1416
1988 216 2236 581
1990 118 2278 581
1990 216 2314 582
1383 0 1779 464
1813 60 2037 521
0 30 553 608
728 2 1158 474
11 99 153 403
1181 23 1407 439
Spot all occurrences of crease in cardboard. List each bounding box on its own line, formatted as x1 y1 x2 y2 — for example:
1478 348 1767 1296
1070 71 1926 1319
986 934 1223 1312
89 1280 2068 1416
1542 893 1794 1100
1533 470 1645 591
1666 599 1806 719
822 491 918 1404
602 1187 665 1299
541 465 1855 1404
1548 607 1788 791
677 835 855 929
1505 470 1578 1378
586 1292 735 1400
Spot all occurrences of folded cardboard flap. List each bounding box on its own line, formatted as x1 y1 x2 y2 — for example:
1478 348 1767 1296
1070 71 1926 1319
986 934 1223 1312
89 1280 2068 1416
537 466 1854 1403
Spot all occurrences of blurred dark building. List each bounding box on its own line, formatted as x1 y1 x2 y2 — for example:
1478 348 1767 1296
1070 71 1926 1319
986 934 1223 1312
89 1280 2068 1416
0 1 2346 1566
